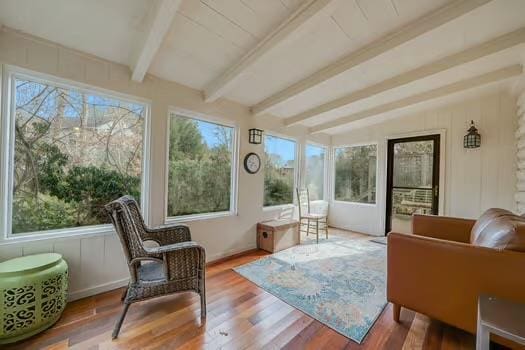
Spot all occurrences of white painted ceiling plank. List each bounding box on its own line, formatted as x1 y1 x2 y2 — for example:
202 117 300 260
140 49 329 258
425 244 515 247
310 64 523 133
0 0 152 65
285 27 525 126
131 0 183 82
200 0 283 40
252 0 493 115
203 0 338 103
178 0 257 51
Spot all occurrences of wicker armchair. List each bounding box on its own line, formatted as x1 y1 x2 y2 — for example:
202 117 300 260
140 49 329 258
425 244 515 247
105 196 206 339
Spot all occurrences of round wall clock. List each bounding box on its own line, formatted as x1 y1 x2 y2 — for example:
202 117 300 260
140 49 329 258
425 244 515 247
244 152 261 174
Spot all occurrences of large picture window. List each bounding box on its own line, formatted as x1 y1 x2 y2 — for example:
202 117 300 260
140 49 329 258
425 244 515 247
166 113 235 218
334 144 377 204
5 73 147 235
264 135 296 206
304 144 326 201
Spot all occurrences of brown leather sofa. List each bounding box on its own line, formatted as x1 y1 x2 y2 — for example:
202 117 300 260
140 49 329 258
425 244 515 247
387 208 525 348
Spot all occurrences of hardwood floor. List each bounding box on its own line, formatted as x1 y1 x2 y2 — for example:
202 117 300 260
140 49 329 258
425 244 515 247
5 232 484 350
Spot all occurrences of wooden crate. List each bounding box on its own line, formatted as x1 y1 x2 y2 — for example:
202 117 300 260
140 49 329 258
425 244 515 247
257 219 299 253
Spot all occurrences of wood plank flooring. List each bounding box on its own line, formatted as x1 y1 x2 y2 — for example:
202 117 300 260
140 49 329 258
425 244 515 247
3 233 495 350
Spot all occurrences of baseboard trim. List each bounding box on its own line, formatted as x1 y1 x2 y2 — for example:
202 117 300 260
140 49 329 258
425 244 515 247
328 224 383 237
206 247 259 267
68 278 129 302
66 246 259 301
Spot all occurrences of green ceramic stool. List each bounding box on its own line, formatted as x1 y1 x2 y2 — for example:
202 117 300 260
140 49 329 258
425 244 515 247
0 253 68 344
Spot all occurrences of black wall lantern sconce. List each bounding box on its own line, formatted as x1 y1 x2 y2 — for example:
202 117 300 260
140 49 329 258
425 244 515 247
464 120 481 149
249 128 263 144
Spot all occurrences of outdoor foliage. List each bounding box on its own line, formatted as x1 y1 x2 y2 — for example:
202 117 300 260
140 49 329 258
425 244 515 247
167 115 233 217
393 141 434 188
305 145 325 200
264 136 296 206
12 78 144 234
392 140 435 217
334 145 377 204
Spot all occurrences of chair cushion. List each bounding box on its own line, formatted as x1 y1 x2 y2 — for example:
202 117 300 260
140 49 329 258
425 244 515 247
301 213 326 219
470 208 514 243
470 209 525 252
138 261 166 282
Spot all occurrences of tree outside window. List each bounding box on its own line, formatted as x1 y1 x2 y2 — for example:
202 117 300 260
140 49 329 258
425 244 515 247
10 77 145 234
305 144 325 201
167 114 234 217
264 135 296 206
334 145 377 204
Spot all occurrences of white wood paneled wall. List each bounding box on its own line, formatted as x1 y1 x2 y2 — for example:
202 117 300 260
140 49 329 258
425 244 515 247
516 90 525 213
330 89 518 235
0 234 129 301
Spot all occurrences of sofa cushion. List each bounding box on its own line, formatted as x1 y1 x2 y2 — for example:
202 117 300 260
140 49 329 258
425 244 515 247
471 212 525 252
470 208 515 244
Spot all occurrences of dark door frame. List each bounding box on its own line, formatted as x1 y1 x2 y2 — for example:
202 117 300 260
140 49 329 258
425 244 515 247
385 134 441 235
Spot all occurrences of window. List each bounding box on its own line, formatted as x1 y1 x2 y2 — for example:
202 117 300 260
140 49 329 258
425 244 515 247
4 72 147 235
304 144 326 200
166 112 236 218
334 144 377 204
264 135 297 206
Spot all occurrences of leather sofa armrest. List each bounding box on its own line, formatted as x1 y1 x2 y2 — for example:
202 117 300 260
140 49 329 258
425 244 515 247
411 214 475 243
387 232 525 334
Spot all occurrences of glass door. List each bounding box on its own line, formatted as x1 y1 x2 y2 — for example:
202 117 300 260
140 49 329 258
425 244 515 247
385 135 440 234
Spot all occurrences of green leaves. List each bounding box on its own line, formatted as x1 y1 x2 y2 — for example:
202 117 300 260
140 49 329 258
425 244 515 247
169 117 206 162
12 194 77 233
334 145 377 203
264 175 293 206
167 153 231 216
167 116 233 216
12 144 141 233
12 77 145 234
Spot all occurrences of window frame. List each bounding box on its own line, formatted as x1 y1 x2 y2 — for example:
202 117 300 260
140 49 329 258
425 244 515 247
332 142 378 206
164 107 239 223
0 65 152 242
304 141 328 202
262 132 299 209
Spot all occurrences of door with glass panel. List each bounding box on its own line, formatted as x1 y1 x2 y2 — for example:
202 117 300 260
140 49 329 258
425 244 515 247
385 135 440 234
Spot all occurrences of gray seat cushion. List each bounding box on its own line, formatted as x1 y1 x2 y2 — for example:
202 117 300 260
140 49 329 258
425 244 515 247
138 261 166 282
301 213 326 219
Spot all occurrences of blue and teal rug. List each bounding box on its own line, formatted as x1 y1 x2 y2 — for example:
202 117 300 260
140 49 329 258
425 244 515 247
234 236 387 343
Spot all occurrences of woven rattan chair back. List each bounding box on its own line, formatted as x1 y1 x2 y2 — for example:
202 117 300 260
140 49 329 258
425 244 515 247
106 196 149 264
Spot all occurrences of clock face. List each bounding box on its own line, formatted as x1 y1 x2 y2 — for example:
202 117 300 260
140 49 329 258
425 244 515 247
244 153 261 174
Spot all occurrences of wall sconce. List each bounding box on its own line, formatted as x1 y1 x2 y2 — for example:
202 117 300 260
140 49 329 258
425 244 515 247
249 128 263 144
464 120 481 149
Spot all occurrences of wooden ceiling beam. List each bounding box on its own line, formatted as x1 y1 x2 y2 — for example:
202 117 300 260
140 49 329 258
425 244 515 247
309 64 523 134
131 0 182 82
285 27 525 126
252 0 493 116
203 0 338 103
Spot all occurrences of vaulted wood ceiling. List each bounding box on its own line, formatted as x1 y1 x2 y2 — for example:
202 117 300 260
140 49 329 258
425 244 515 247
1 0 524 134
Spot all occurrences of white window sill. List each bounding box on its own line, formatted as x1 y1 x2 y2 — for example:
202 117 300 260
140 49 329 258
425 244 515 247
331 200 377 207
165 211 236 224
262 204 295 212
0 224 115 246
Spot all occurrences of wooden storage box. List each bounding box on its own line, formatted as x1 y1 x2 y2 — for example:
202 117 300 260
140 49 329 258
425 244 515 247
257 219 299 253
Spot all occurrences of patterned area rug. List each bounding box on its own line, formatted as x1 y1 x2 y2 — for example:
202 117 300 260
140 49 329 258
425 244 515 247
234 236 387 343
